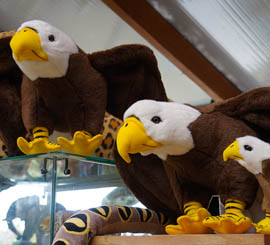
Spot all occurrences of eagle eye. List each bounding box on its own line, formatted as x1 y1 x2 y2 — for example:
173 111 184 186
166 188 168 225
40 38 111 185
244 144 253 151
48 34 55 42
151 116 162 124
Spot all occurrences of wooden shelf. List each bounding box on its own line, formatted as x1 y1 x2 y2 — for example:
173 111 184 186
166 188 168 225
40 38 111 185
92 234 270 245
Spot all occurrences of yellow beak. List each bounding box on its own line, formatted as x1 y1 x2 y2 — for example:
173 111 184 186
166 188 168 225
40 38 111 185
116 117 162 164
223 140 244 162
10 27 48 62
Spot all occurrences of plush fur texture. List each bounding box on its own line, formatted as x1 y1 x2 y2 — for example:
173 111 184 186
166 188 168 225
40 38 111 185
214 87 270 142
21 50 107 136
0 32 26 155
114 151 182 219
89 44 168 119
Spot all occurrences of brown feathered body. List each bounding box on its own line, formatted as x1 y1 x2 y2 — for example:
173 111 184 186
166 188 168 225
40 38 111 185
166 110 258 209
0 33 26 155
21 51 107 136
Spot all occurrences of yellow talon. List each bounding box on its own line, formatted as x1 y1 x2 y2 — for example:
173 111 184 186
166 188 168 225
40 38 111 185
17 126 60 155
203 215 251 234
17 137 61 155
203 199 251 234
253 217 270 234
57 131 102 156
166 201 212 234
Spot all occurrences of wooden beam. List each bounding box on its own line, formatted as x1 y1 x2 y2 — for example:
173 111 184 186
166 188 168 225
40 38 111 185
92 234 270 245
102 0 241 101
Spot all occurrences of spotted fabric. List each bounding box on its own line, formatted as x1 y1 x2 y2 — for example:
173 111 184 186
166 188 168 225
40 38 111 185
52 206 170 245
93 112 122 160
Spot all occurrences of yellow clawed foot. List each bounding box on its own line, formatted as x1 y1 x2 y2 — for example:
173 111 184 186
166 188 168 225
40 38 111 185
166 208 212 234
57 131 102 156
203 215 251 234
17 137 61 155
253 218 270 234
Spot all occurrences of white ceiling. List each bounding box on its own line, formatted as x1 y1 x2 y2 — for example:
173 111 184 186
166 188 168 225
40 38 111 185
0 0 211 106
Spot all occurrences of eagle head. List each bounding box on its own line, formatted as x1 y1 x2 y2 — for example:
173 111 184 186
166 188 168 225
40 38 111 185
10 20 79 80
223 135 270 176
116 99 201 163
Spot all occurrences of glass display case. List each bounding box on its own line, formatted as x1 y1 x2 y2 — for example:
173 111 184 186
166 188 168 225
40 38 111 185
0 152 137 245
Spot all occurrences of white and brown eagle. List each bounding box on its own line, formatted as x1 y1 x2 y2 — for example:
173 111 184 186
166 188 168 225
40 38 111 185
9 20 168 156
224 135 270 234
115 89 270 234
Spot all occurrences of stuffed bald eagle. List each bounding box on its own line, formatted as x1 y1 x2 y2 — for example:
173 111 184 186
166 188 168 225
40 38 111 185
6 21 181 235
9 20 167 156
224 135 270 234
116 88 270 234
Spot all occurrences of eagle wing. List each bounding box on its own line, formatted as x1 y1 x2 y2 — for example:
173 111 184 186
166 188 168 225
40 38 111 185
88 44 168 119
213 87 270 140
0 32 25 155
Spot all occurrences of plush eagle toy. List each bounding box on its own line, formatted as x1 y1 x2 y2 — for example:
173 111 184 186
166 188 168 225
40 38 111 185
9 20 168 156
224 135 270 234
116 88 270 234
0 31 26 156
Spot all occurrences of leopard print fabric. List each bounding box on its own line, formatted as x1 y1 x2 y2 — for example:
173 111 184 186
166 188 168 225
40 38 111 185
0 139 9 158
0 31 15 39
93 112 123 160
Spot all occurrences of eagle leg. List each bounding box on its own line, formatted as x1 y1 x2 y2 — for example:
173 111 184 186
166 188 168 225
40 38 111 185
57 131 102 156
165 201 212 234
17 127 60 155
253 212 270 234
203 199 251 234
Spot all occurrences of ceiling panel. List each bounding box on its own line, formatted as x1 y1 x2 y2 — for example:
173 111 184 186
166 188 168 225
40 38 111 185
146 0 270 91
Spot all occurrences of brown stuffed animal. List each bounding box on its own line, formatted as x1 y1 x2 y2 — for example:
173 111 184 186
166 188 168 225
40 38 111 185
10 20 167 158
116 88 270 234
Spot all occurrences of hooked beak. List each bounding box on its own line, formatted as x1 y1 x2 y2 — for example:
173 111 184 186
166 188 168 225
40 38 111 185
223 140 244 162
116 117 162 163
10 27 48 62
